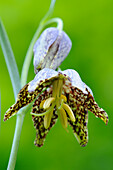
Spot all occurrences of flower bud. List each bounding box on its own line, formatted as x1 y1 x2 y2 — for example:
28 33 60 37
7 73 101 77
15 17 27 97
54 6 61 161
33 27 72 74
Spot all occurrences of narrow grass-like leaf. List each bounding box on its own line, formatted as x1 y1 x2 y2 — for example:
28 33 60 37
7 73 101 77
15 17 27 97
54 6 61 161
0 20 21 99
0 91 1 128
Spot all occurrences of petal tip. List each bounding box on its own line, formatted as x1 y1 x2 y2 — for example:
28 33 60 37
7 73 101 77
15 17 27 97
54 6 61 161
3 118 7 122
34 142 43 147
80 140 88 147
81 143 87 147
105 117 109 125
4 113 9 121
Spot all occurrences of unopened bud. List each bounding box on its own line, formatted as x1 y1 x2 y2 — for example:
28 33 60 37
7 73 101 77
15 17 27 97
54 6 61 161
33 27 72 74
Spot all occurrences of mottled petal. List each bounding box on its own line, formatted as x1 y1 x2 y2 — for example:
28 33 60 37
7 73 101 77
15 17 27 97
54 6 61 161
61 69 93 95
33 27 59 54
33 28 59 73
4 78 51 121
28 68 66 92
32 112 57 147
33 27 72 73
4 84 36 121
65 85 108 146
62 69 108 124
85 89 108 125
66 87 88 146
49 31 72 70
32 89 58 147
68 108 88 147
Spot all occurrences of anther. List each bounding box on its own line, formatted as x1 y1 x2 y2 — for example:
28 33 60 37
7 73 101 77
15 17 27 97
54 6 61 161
63 103 75 122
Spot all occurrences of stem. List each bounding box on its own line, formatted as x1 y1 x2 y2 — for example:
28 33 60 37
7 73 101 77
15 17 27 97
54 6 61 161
21 0 57 87
40 0 56 25
7 113 24 170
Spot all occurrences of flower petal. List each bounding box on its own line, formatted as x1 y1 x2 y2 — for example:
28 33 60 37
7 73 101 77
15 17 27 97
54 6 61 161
33 27 72 73
33 27 59 54
61 69 93 95
66 87 88 146
4 83 36 121
65 84 108 146
32 89 57 147
63 69 108 125
68 108 88 147
32 112 57 147
33 28 59 73
85 89 108 125
49 31 72 70
28 68 66 92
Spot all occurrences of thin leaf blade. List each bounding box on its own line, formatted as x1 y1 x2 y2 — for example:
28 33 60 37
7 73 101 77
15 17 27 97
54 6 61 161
0 20 21 99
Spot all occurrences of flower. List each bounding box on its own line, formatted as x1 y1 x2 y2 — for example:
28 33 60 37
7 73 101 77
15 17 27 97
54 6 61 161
33 27 72 74
4 68 108 147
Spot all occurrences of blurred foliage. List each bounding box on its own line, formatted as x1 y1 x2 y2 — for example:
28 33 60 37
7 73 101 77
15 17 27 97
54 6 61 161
0 0 113 169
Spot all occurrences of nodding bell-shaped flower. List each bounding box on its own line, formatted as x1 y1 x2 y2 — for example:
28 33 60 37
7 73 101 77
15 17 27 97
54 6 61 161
33 27 72 74
4 68 108 147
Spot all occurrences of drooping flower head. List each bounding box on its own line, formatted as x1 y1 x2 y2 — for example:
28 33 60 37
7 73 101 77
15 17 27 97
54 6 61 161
4 68 108 147
33 27 72 74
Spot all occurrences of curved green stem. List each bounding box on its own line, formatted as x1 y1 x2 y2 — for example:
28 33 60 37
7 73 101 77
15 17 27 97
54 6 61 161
21 0 57 86
44 17 63 31
40 0 56 25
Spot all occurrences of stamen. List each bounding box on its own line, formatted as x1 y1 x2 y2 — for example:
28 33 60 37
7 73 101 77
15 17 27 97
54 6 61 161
62 103 75 122
57 79 63 98
44 110 53 129
52 79 63 99
61 95 67 102
58 99 64 110
52 80 58 98
40 100 46 109
57 108 67 129
58 95 67 109
43 97 55 109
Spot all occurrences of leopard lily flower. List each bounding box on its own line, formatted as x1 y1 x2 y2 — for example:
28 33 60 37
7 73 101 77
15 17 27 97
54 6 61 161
4 68 108 147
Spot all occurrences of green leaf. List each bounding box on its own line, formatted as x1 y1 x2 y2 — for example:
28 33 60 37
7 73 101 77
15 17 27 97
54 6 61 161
0 91 1 128
0 20 21 99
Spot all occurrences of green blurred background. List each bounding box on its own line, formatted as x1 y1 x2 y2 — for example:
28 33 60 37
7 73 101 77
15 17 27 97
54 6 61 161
0 0 113 169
